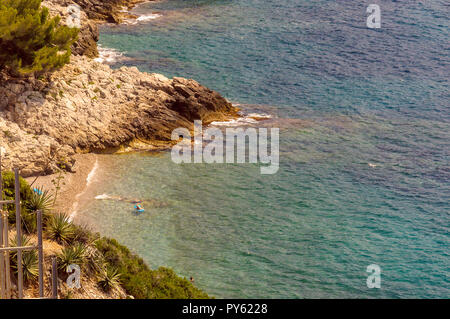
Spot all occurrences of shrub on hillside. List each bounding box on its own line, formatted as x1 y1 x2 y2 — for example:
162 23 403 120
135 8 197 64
95 238 210 299
25 187 54 215
10 234 39 283
1 171 33 202
45 212 75 244
97 266 121 292
0 0 79 75
57 243 87 272
1 171 37 233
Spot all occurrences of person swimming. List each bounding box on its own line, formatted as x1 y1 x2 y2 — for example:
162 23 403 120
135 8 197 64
96 194 168 208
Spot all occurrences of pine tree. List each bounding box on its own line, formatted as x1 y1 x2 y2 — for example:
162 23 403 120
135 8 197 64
0 0 79 75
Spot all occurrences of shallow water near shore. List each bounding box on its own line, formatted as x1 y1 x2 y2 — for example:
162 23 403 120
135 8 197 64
77 0 449 298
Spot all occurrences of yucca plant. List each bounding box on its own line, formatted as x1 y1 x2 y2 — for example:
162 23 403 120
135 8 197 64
20 250 39 282
25 187 54 216
9 235 39 283
72 223 96 245
45 212 75 244
57 243 87 272
9 234 32 262
84 245 104 273
97 266 121 292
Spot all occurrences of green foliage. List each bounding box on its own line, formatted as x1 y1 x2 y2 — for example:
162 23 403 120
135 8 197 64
95 238 210 299
1 171 32 202
21 186 53 233
51 158 68 206
1 171 37 233
57 242 87 272
9 234 31 262
84 244 103 273
19 248 39 282
3 130 12 137
1 172 211 298
45 212 75 244
10 234 39 283
72 223 97 245
19 209 37 234
25 186 54 215
97 266 121 292
0 0 79 75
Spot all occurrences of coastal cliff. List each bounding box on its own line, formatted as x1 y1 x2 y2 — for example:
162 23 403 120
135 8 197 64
42 0 149 57
0 0 237 176
0 0 222 300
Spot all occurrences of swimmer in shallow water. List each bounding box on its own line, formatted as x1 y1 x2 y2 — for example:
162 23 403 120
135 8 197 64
96 194 169 208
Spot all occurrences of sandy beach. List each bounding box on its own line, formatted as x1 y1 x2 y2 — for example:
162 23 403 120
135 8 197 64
25 153 99 217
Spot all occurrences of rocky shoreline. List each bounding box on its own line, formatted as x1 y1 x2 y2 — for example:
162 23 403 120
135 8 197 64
0 0 238 177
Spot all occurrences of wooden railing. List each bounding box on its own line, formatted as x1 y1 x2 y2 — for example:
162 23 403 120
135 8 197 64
0 166 58 299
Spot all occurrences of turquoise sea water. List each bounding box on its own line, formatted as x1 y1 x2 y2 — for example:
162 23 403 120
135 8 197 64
77 0 449 298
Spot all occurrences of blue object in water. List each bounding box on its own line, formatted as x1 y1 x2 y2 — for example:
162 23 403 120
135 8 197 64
134 205 145 213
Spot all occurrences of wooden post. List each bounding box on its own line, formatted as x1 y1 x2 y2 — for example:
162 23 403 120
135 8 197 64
14 169 23 299
2 212 11 299
52 257 58 299
0 151 3 209
0 152 3 299
0 214 4 299
37 210 44 298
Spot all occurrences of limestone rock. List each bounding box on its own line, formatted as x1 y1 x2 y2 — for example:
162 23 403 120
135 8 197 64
0 56 237 176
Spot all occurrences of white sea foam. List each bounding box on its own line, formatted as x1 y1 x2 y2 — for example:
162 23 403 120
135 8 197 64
247 113 273 119
94 46 124 64
86 159 99 186
137 14 162 21
124 13 162 25
210 112 272 127
95 194 111 200
69 158 99 221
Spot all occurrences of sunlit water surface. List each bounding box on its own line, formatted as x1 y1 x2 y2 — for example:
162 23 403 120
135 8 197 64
76 0 449 298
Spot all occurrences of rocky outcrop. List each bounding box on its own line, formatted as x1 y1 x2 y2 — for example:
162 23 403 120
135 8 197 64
43 0 99 58
0 0 238 176
0 56 237 176
71 0 146 23
42 0 147 57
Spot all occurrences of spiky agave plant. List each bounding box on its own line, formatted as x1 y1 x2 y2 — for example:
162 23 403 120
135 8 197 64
21 187 54 234
10 235 39 283
72 223 95 245
9 234 32 262
97 266 121 292
45 212 75 245
25 187 54 216
84 245 104 273
20 250 39 282
57 243 87 272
